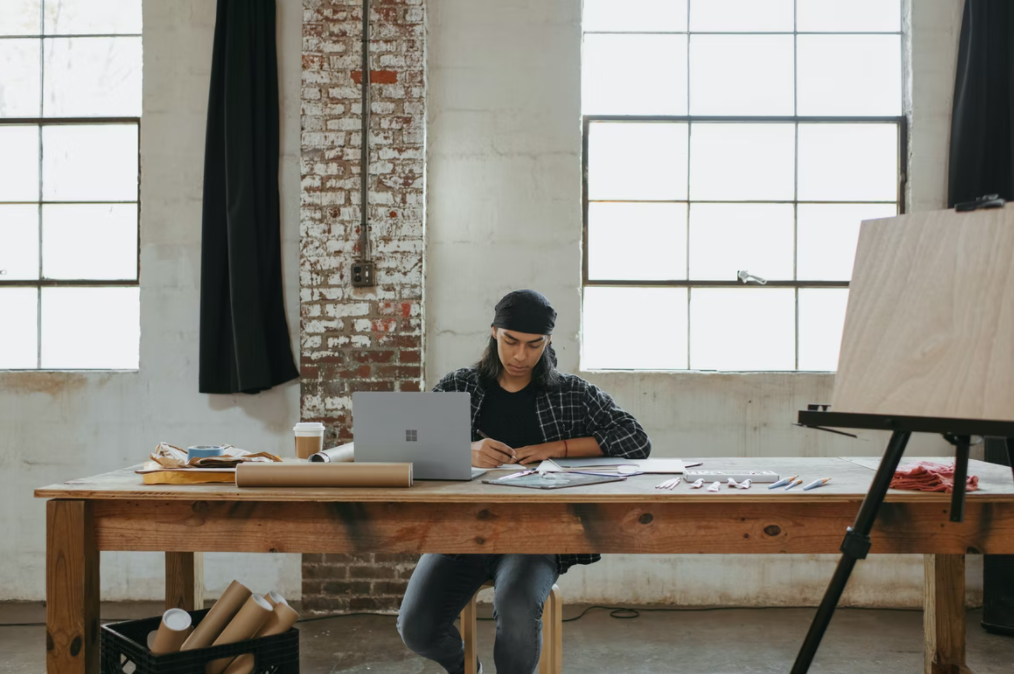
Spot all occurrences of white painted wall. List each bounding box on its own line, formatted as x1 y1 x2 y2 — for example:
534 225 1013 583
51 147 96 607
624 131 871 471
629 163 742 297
426 0 976 606
0 0 303 601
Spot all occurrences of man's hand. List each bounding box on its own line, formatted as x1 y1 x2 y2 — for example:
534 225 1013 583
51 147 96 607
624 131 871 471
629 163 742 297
471 438 516 468
515 443 558 466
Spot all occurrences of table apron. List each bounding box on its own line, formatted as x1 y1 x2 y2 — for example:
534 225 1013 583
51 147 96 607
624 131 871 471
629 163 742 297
87 499 1014 555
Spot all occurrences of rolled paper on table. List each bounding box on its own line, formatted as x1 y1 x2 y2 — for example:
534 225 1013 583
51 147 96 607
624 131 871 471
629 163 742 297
707 481 721 492
308 444 354 463
265 591 288 607
180 580 252 651
221 602 300 674
206 594 275 674
149 608 193 654
236 462 413 488
689 478 705 489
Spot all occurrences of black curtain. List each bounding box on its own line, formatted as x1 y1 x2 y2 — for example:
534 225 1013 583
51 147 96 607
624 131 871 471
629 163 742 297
199 0 298 394
948 0 1014 207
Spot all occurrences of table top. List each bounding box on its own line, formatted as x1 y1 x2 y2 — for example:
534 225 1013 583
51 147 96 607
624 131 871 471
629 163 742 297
35 457 1014 504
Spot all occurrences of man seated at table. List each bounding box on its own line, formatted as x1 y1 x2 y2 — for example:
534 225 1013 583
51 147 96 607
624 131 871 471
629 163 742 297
398 289 651 674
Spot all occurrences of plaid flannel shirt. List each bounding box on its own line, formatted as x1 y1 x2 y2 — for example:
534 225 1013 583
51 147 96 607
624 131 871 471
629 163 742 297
432 367 652 574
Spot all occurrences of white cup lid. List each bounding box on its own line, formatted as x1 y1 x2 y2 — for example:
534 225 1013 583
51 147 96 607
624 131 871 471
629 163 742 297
293 422 325 432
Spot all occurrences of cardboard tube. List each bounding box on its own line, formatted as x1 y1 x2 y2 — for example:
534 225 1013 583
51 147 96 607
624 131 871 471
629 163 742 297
180 580 252 651
236 462 412 488
265 591 288 608
206 594 274 674
308 444 354 463
149 608 192 654
221 603 300 674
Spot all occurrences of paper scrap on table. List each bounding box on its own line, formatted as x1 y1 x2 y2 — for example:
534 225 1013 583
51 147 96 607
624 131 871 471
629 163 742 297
737 479 752 490
689 478 705 489
707 481 721 492
150 443 280 469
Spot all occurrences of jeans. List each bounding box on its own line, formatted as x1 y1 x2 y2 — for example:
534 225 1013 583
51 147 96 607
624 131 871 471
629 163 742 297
397 554 559 674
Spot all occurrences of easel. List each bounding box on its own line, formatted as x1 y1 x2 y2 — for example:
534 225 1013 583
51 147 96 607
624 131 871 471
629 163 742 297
789 204 1014 673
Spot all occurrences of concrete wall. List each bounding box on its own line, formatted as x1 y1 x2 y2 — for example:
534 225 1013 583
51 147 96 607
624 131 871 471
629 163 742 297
426 0 975 606
0 0 303 601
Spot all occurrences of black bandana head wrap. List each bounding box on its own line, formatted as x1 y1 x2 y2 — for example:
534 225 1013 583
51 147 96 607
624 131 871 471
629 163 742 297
491 290 557 335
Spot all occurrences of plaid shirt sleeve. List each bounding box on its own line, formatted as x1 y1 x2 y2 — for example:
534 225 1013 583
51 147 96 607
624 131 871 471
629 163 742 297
571 377 651 459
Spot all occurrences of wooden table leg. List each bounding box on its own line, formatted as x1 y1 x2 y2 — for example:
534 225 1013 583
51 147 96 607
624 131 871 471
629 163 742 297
166 552 204 611
924 554 975 674
47 500 99 674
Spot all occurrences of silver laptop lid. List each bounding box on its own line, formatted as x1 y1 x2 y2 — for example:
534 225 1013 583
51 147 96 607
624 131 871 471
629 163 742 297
352 391 473 480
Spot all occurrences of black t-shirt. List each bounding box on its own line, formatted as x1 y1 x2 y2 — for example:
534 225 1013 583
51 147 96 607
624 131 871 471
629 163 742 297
478 381 543 450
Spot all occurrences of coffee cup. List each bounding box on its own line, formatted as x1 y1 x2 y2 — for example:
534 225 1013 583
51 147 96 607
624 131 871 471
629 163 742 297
293 422 325 459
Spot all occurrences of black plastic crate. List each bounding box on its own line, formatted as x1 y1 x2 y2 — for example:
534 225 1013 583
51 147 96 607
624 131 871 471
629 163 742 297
100 608 299 674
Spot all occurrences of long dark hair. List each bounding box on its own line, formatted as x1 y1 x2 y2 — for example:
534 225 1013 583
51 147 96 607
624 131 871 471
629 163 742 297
476 334 561 390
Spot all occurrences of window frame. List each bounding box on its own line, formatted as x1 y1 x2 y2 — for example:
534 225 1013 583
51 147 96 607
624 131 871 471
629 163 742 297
0 21 142 370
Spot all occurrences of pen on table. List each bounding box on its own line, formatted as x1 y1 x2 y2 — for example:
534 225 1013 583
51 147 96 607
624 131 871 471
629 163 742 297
802 477 831 491
768 475 798 489
784 478 804 491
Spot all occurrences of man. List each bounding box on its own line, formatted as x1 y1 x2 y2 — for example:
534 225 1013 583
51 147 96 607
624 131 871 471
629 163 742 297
398 289 651 674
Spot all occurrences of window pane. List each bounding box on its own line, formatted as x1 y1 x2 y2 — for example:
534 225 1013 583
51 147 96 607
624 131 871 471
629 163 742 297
0 205 40 280
690 36 793 116
0 288 38 369
0 125 39 201
43 124 138 201
583 287 688 370
0 0 41 36
690 288 795 370
797 0 901 32
798 124 897 202
43 204 137 280
797 35 901 116
690 0 793 31
0 39 42 117
588 122 688 200
798 288 849 371
689 203 794 281
583 34 687 115
43 37 142 117
41 287 139 369
588 203 687 281
797 203 897 281
690 123 795 201
44 0 143 35
583 0 687 32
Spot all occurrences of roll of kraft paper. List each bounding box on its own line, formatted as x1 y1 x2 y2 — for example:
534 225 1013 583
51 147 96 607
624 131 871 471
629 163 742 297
236 462 413 487
205 594 274 674
149 608 193 654
264 591 288 607
221 602 300 674
308 444 354 463
180 580 252 651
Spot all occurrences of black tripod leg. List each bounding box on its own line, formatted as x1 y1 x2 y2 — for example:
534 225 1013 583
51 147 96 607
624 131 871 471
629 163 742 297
1006 438 1014 484
790 430 912 674
949 437 970 523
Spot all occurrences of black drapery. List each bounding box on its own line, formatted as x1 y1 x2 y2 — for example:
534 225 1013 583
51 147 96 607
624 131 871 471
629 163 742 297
948 0 1014 207
199 0 298 394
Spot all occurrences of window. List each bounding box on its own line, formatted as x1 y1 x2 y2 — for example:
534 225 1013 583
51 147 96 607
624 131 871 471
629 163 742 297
0 0 142 370
581 0 904 372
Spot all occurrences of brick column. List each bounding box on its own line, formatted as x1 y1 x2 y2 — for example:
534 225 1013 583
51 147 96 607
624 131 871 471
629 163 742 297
300 0 425 614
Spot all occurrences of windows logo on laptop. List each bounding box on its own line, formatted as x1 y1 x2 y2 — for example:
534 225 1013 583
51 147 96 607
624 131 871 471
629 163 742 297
406 429 418 442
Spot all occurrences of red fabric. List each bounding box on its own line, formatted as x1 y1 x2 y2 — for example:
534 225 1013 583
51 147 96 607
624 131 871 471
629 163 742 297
890 461 979 493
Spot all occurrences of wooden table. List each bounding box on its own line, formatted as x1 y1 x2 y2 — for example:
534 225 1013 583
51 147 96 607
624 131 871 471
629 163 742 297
37 457 1014 674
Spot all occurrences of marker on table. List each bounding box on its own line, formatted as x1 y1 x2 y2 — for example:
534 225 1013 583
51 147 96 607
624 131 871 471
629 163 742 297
768 475 798 489
802 477 831 491
784 478 804 491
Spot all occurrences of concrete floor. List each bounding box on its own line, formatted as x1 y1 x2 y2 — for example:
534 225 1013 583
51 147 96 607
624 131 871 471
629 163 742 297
2 601 1013 673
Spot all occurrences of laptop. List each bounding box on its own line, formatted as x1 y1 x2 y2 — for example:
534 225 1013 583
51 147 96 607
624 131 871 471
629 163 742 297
352 391 487 480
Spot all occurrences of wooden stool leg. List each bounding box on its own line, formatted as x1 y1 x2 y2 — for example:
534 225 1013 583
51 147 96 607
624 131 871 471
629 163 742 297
549 585 563 674
538 590 551 674
461 594 479 674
